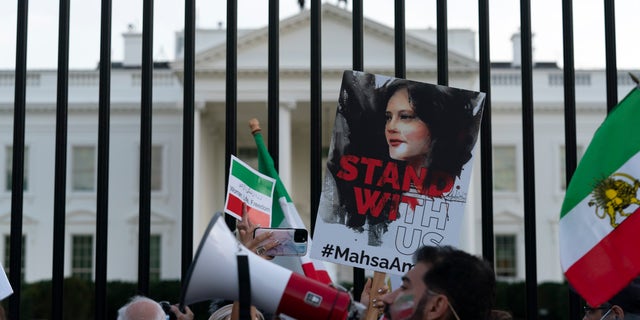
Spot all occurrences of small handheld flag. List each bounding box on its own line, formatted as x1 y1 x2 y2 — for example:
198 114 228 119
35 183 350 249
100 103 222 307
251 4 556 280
224 155 276 228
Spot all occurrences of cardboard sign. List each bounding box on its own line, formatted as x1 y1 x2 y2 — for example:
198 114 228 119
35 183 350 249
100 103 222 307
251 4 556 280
0 262 12 300
311 70 485 274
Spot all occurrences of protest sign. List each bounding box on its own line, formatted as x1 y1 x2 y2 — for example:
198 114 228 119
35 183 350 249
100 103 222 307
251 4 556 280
0 262 11 300
224 155 276 228
311 70 485 275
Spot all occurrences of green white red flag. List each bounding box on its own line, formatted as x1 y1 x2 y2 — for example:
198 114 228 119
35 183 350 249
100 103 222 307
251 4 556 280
251 120 333 285
224 155 276 228
560 85 640 307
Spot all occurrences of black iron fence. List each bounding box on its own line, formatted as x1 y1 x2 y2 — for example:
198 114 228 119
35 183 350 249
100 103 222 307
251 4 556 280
5 0 629 319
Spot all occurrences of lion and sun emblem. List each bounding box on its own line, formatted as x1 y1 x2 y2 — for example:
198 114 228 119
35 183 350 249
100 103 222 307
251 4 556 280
588 172 640 228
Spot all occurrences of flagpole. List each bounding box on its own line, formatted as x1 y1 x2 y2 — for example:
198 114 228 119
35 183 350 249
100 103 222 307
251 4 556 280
249 118 334 285
364 271 387 320
630 72 639 85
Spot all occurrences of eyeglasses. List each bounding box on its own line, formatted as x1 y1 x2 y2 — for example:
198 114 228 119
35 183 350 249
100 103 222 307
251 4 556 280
427 290 461 320
583 305 612 318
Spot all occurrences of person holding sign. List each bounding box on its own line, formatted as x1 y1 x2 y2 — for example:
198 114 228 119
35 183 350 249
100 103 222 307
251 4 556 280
416 248 495 320
236 203 279 259
380 246 495 320
380 246 446 320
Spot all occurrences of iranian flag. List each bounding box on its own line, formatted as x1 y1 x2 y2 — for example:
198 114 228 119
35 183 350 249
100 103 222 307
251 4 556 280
250 119 333 285
560 85 640 307
224 155 276 228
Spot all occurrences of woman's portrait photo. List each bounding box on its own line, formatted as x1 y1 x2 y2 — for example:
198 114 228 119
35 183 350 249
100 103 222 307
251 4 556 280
315 70 485 250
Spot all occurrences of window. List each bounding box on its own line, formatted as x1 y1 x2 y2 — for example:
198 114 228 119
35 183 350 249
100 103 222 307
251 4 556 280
549 73 591 86
559 145 584 190
72 146 96 191
5 146 29 192
4 235 25 281
493 146 517 192
72 235 93 281
150 235 161 281
548 74 563 86
151 145 163 191
491 74 521 86
495 234 517 277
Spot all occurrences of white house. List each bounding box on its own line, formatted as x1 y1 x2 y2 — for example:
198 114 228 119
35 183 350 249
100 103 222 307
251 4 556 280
0 3 636 284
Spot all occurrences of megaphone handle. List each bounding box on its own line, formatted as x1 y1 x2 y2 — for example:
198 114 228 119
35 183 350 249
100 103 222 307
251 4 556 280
237 255 252 320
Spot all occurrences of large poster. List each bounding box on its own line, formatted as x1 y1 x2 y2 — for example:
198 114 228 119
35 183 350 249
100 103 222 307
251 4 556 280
310 70 485 275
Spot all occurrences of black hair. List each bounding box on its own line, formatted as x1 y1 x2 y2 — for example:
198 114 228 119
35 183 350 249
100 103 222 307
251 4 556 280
413 245 452 265
609 277 640 315
377 79 484 178
423 248 496 320
325 71 392 232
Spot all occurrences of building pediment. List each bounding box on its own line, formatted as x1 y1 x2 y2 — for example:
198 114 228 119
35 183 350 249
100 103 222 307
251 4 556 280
126 210 175 225
67 209 97 225
494 210 523 224
173 3 477 74
0 212 38 225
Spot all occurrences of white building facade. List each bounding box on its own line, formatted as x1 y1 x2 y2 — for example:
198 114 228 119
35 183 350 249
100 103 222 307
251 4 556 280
0 3 637 284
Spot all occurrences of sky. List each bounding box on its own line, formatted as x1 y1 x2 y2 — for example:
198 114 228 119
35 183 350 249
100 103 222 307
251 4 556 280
1 0 639 70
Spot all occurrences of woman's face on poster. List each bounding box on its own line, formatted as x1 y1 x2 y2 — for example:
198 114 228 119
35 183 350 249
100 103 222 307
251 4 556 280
385 87 432 163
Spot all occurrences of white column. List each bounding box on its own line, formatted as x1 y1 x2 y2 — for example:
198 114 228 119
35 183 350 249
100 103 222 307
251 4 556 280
193 101 205 250
278 101 296 191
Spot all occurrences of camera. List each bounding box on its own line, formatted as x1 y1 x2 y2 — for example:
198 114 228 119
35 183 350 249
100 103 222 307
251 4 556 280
294 229 307 243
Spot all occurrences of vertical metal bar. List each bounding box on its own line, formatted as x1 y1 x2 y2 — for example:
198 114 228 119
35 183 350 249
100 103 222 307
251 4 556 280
181 0 195 280
478 0 495 267
352 0 363 72
394 0 406 79
604 0 617 111
520 0 538 318
52 0 70 318
138 0 154 295
561 1 582 319
351 0 364 302
436 0 448 86
9 0 28 318
268 0 280 167
310 0 322 237
224 0 238 230
95 0 112 317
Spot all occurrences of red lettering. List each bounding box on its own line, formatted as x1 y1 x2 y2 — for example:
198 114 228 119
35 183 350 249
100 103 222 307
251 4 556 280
336 155 359 181
402 165 427 192
403 195 421 212
353 186 390 217
387 193 401 220
376 161 400 189
361 157 383 185
426 171 454 197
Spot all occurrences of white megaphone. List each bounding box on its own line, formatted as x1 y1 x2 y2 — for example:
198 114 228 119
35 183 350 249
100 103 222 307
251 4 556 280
180 212 354 320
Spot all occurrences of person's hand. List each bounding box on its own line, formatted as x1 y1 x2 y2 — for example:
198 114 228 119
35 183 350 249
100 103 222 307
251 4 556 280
236 203 278 259
170 304 194 320
360 278 388 316
236 203 260 246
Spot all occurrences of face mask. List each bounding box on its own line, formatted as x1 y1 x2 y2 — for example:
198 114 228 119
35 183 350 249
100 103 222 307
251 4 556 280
388 293 416 320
